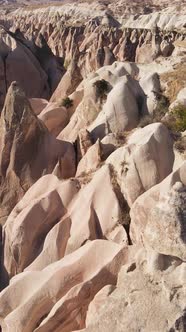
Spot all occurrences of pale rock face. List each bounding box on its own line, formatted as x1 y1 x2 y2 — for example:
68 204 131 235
57 62 142 142
56 59 182 143
52 145 77 180
89 75 148 140
0 26 65 109
85 284 116 328
39 102 69 136
3 175 80 277
135 43 157 64
0 5 185 331
130 162 186 260
100 133 120 160
23 164 128 273
144 183 186 261
50 58 83 103
76 129 93 162
29 98 48 115
68 89 84 117
6 41 50 99
107 123 174 206
76 139 102 176
0 240 128 332
169 87 186 110
80 247 186 332
57 76 101 142
139 72 161 115
0 82 76 224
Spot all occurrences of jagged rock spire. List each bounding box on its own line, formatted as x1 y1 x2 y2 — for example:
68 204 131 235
0 82 75 224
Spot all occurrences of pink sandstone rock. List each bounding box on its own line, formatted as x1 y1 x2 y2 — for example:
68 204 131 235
106 122 174 206
39 102 69 136
0 82 76 224
130 162 186 261
3 174 80 277
23 164 128 273
29 98 48 115
0 240 128 332
76 139 102 176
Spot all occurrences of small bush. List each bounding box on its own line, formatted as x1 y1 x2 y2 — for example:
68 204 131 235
93 79 110 102
153 93 170 121
115 132 128 145
160 62 186 103
139 93 170 128
171 104 186 132
61 97 73 109
162 104 186 133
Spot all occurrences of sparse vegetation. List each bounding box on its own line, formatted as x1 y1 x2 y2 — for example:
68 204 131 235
93 79 110 103
174 135 186 154
162 104 186 133
139 93 169 128
171 104 186 132
154 93 170 121
160 61 186 103
115 131 128 146
64 59 70 70
60 97 73 109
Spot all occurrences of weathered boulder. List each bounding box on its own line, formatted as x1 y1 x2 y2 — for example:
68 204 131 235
139 72 161 115
130 162 186 261
50 58 83 103
29 98 48 115
24 165 128 272
80 247 185 332
39 102 69 136
3 175 80 277
89 75 148 140
58 76 102 142
76 139 102 176
107 123 174 206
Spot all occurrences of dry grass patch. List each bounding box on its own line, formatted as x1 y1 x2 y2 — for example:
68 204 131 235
160 61 186 103
162 104 186 133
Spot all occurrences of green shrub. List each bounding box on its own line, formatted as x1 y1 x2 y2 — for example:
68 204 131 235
93 79 110 102
61 97 73 109
171 104 186 132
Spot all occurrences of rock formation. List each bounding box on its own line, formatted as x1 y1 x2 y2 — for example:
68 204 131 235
0 1 185 331
0 82 75 224
0 2 185 109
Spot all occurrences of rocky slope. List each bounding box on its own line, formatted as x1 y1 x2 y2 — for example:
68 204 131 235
0 1 186 332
